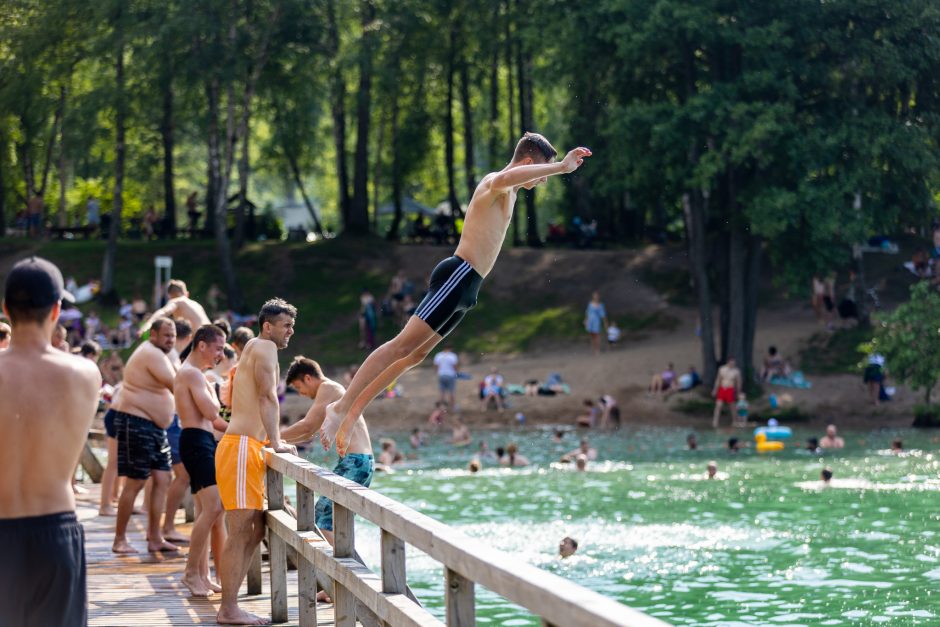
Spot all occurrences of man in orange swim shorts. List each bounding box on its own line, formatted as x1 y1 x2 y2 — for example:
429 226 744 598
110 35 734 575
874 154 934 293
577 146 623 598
215 299 298 626
711 358 741 429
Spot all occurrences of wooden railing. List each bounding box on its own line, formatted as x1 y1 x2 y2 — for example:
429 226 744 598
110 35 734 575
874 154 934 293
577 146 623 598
258 450 672 627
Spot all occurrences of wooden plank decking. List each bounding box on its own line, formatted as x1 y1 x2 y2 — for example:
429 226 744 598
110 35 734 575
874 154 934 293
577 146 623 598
76 484 335 626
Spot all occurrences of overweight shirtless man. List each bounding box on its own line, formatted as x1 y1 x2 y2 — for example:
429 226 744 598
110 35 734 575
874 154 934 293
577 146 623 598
321 134 592 453
215 299 297 626
175 324 230 598
0 257 101 627
111 316 180 554
141 279 211 342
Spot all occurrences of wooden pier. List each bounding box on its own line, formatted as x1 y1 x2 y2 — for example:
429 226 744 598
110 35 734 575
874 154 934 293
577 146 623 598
76 448 670 626
77 485 332 626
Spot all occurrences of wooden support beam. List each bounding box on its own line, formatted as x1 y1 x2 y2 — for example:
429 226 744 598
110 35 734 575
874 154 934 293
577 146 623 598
79 442 103 483
270 531 289 623
445 568 474 627
247 545 263 595
381 530 406 595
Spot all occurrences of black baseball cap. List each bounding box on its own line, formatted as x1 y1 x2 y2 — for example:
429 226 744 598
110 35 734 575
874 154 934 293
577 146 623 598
3 256 75 309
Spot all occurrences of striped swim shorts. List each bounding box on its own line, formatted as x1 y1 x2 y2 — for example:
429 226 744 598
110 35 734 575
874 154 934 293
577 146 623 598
414 255 483 337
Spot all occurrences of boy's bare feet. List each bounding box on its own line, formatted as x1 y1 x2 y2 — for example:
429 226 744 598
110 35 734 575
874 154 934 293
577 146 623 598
316 590 332 603
216 608 271 625
98 507 116 517
112 539 138 554
181 573 212 598
163 530 190 544
147 539 180 553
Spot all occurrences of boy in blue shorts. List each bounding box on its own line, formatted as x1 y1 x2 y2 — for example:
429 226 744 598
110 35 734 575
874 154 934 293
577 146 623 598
321 134 591 454
280 357 374 548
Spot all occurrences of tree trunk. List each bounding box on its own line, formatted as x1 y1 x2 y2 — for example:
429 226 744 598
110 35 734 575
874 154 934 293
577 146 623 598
852 192 871 327
348 0 374 235
685 190 717 386
460 58 476 200
287 153 324 236
387 82 403 241
517 38 539 246
160 78 176 237
327 0 351 229
204 141 216 238
727 214 747 377
372 106 386 234
488 5 500 169
743 234 762 379
102 38 125 298
56 88 68 228
444 23 461 220
505 0 519 245
234 112 250 248
207 78 244 311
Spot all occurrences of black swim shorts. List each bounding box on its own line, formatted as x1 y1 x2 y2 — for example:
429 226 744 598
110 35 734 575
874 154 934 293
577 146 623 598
0 512 86 627
114 410 172 480
179 427 219 494
414 256 483 337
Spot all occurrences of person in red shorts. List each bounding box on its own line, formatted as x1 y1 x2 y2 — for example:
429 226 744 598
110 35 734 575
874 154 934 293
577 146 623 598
712 358 741 428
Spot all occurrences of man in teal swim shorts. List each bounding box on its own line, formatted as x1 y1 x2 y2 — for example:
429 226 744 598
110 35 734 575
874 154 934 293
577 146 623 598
280 356 375 547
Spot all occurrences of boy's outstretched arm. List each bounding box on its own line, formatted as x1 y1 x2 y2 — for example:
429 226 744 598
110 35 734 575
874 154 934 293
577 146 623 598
490 147 592 192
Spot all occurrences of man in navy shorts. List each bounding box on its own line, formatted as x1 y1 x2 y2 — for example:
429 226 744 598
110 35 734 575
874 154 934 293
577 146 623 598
321 134 592 453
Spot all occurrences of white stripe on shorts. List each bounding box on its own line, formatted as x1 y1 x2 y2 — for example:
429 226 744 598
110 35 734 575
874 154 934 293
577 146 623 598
416 261 471 320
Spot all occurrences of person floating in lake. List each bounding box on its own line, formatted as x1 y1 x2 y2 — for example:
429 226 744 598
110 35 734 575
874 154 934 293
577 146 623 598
820 467 833 485
559 536 578 558
687 433 698 450
499 442 530 467
891 438 903 454
819 424 845 449
706 461 718 479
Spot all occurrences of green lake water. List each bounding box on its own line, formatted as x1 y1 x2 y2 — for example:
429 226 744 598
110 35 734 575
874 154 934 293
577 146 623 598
299 426 940 626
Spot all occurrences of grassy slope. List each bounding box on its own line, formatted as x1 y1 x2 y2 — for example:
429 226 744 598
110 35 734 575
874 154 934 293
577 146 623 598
0 237 674 368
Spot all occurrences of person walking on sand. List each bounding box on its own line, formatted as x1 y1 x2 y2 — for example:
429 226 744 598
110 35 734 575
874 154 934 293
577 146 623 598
215 299 298 626
584 291 608 355
0 257 101 627
320 135 591 454
712 358 741 428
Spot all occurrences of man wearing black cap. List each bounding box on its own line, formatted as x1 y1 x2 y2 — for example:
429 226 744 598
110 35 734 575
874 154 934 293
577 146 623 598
0 256 101 627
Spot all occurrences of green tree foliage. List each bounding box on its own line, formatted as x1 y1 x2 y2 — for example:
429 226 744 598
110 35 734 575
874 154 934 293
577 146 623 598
869 282 940 404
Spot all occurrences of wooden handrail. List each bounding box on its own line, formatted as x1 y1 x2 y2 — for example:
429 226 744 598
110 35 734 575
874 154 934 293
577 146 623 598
262 450 671 627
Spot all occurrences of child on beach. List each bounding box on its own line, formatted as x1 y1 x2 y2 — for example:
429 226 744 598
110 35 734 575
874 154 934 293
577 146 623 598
321 134 591 454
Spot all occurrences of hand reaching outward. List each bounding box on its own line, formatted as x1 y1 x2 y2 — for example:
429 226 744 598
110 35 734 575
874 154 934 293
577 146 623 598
561 147 592 173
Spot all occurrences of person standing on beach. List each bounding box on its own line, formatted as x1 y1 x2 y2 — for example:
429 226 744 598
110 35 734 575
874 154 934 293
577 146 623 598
0 257 100 627
175 324 229 598
111 317 180 554
584 291 608 355
215 299 297 626
712 358 741 428
433 345 460 410
320 134 591 454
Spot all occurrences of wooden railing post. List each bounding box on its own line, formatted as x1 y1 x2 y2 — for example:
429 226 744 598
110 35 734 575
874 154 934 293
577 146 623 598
296 484 318 627
445 568 474 627
381 529 406 594
333 502 356 627
266 465 288 623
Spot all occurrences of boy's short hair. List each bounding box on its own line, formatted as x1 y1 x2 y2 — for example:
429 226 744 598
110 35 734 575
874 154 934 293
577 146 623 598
174 318 193 339
167 279 187 297
512 132 557 163
285 356 324 385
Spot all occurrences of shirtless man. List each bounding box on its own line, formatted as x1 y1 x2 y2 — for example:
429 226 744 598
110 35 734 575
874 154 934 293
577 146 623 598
163 317 194 544
141 279 211 342
281 357 374 555
712 358 741 428
322 134 591 453
0 257 100 627
819 424 845 449
111 317 180 554
215 299 297 626
561 437 598 463
175 324 230 597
